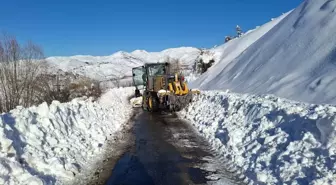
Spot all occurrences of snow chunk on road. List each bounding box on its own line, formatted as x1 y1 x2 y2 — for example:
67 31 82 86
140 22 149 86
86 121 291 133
180 91 336 185
0 87 134 185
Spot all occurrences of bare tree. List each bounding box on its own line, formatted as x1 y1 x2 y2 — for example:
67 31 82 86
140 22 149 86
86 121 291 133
165 56 182 74
0 33 47 112
111 76 121 88
34 72 71 104
0 33 106 112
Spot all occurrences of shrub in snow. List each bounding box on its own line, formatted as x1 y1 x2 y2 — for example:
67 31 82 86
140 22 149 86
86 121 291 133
181 91 336 185
196 59 215 74
225 36 232 43
163 56 183 74
68 77 102 101
33 71 102 106
194 49 215 74
236 25 243 37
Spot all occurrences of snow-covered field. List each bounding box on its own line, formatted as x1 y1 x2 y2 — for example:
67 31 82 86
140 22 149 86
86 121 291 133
192 0 336 105
180 91 336 185
0 88 134 185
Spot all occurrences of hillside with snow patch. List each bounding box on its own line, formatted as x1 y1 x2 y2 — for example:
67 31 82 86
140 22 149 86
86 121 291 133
192 0 336 105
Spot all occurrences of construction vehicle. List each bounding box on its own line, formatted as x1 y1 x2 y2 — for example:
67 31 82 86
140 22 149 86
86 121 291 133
131 62 199 112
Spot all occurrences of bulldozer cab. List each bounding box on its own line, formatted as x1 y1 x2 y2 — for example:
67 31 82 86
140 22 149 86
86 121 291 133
132 66 146 97
143 63 171 92
146 63 168 76
132 66 146 88
132 63 169 87
132 63 170 96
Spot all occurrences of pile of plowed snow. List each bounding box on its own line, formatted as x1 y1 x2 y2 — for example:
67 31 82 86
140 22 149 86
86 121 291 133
193 0 336 105
0 88 133 185
180 91 336 185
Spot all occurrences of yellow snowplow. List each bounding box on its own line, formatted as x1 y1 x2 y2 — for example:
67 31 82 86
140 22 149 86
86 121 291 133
131 62 200 112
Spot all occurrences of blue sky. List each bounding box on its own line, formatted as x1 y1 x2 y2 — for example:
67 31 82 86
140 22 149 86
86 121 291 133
1 0 303 57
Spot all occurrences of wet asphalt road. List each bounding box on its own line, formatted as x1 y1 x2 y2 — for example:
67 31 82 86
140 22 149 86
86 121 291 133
105 110 243 185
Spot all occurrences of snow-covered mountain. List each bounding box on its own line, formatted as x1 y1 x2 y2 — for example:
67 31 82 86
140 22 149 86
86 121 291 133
192 0 336 105
47 47 201 82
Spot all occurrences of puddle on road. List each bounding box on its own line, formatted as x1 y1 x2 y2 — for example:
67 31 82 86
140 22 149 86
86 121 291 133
106 152 212 185
106 153 155 185
188 167 208 184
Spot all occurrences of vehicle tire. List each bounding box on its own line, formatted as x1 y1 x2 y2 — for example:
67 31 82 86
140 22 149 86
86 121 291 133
148 95 159 112
135 89 141 97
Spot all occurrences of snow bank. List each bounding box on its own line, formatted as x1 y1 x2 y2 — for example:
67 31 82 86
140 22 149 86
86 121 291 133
0 88 134 185
193 0 336 104
180 91 336 185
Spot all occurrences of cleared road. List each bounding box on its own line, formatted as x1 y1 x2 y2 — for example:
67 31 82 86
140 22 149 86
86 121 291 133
106 110 244 185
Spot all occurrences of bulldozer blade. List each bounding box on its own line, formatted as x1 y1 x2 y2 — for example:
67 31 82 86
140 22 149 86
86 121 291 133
170 93 193 111
191 89 201 95
130 97 143 108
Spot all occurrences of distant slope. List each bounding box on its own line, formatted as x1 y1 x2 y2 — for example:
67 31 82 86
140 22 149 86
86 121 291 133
47 47 200 82
131 47 200 66
193 0 336 105
47 52 145 81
